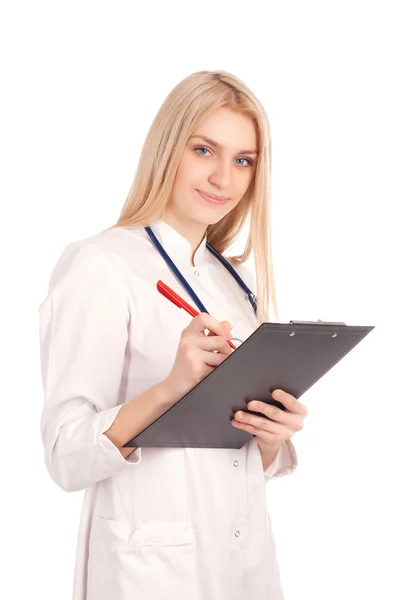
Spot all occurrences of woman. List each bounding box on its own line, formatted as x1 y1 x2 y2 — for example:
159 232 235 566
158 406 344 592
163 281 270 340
39 70 307 600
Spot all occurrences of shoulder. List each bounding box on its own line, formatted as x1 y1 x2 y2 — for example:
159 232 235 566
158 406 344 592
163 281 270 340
45 227 136 295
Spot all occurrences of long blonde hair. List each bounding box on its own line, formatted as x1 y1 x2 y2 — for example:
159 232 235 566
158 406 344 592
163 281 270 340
109 70 278 324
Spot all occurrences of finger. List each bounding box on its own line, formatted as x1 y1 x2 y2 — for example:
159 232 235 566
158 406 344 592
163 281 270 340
233 411 291 436
198 335 233 355
199 349 229 368
231 420 283 445
188 313 233 338
246 401 304 431
271 390 309 417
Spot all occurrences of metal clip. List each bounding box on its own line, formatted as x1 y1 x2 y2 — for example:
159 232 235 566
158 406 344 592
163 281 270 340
289 319 346 326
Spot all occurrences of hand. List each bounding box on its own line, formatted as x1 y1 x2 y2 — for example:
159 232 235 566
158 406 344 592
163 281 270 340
231 389 308 450
164 313 233 401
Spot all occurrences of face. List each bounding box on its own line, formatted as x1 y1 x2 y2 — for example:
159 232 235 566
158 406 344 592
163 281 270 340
165 106 258 232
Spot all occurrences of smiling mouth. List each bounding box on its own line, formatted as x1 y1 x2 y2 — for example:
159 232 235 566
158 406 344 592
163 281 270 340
197 190 230 204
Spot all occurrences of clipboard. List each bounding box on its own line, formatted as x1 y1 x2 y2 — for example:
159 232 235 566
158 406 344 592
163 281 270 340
123 320 374 449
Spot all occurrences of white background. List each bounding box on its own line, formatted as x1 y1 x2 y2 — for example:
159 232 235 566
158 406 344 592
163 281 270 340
1 1 399 598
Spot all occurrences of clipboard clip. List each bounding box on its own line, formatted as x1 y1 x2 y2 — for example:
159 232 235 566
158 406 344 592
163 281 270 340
290 319 347 326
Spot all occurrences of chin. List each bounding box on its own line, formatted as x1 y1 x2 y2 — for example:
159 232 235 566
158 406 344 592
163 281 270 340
192 209 228 227
173 198 231 227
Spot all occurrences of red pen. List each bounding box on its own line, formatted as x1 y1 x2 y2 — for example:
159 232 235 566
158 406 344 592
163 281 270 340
157 280 236 350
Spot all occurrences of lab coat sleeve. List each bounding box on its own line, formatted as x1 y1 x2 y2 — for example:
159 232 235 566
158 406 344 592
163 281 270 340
263 439 298 481
39 241 142 494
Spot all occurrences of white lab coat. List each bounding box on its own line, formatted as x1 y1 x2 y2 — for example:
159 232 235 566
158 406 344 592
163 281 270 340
39 219 298 600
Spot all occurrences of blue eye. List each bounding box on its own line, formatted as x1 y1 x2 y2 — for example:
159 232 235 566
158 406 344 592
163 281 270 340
194 147 253 167
236 157 253 167
195 147 210 156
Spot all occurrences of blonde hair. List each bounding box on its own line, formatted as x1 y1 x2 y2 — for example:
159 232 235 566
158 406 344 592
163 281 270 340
109 70 278 324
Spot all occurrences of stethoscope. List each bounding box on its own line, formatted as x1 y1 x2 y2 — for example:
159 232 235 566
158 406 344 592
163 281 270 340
145 225 257 346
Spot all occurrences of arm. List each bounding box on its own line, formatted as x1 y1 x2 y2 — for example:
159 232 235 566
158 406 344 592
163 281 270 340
259 442 281 471
39 242 178 493
103 379 177 454
261 439 298 481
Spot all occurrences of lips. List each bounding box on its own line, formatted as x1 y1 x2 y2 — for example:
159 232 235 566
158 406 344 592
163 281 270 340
197 190 229 205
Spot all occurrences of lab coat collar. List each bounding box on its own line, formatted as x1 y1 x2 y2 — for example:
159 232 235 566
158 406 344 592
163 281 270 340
148 218 209 268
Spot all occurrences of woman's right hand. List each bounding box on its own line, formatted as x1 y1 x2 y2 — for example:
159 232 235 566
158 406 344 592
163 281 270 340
163 313 234 401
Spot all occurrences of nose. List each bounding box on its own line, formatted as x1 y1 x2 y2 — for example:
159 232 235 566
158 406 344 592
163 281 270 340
208 158 232 191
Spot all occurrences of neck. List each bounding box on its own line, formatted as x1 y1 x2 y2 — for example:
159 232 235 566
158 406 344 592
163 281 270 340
161 212 207 265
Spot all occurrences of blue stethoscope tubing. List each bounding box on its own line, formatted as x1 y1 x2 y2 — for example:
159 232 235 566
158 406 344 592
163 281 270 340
145 225 257 316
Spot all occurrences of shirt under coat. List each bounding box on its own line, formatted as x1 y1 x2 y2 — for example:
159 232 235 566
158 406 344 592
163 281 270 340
39 219 298 600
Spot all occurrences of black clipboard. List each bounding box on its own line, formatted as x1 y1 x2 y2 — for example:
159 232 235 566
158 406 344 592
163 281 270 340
123 321 374 449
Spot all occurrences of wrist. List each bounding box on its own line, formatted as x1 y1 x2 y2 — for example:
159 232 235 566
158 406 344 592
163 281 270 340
156 377 181 408
258 440 282 452
257 440 282 471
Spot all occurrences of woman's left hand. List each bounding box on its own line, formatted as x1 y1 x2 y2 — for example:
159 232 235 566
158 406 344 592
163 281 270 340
232 389 308 449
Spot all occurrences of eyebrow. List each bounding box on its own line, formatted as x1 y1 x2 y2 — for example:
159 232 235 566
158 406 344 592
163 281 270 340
189 135 259 156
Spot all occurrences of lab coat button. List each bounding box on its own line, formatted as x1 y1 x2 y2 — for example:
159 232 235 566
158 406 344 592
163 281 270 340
194 270 200 276
233 460 239 467
235 530 241 537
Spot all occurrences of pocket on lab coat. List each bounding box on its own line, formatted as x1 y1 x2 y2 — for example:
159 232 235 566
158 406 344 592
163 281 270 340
87 516 198 600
